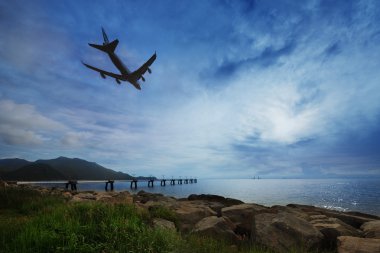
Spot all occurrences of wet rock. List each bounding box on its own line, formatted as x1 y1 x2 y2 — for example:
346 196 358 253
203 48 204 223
337 236 380 253
361 220 380 239
153 218 176 231
254 212 324 252
192 216 239 242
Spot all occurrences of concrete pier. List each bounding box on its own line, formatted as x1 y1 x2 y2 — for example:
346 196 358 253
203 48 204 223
17 177 197 191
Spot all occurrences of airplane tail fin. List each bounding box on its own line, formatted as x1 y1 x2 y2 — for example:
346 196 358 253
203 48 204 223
88 39 119 53
102 27 109 44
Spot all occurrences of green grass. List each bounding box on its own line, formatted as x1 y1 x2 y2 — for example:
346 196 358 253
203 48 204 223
0 187 336 253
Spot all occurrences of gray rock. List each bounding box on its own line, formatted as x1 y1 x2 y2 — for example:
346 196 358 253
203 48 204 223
254 211 324 252
337 236 380 253
361 220 380 239
222 203 269 237
311 217 361 249
188 194 244 206
192 216 239 242
172 201 217 233
287 204 378 229
134 190 176 204
71 192 97 202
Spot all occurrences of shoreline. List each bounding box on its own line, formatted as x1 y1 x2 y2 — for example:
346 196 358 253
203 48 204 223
2 182 380 252
22 179 380 216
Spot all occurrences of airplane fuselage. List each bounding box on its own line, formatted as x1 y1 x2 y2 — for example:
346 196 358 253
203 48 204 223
107 51 141 90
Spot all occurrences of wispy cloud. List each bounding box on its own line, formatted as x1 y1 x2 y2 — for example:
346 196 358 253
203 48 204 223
0 0 380 178
0 100 65 145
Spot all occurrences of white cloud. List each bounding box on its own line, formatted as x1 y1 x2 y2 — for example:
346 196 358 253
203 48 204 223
0 99 65 146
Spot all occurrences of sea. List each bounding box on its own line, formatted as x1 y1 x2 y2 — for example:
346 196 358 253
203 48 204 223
43 178 380 216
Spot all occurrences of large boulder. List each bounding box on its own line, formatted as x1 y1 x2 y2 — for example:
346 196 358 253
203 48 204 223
222 203 269 237
172 201 217 233
287 204 378 229
310 216 361 249
361 220 380 239
134 190 176 205
188 194 244 206
187 194 244 216
337 236 380 253
192 216 239 242
254 212 324 252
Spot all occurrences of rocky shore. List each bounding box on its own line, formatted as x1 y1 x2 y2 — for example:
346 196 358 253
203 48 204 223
3 182 380 253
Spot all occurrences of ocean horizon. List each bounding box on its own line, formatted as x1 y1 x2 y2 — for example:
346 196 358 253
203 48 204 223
40 178 380 216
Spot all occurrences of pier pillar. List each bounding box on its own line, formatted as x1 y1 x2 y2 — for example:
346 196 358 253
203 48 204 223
178 179 182 184
148 179 154 187
105 180 114 191
184 179 188 184
190 179 193 183
67 180 77 191
130 180 137 189
170 179 175 185
194 179 197 183
160 179 166 186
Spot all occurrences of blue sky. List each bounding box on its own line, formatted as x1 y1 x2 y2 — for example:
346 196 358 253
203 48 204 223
1 0 380 178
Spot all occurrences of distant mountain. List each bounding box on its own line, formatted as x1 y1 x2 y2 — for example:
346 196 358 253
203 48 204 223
3 163 65 181
0 157 133 181
0 158 30 174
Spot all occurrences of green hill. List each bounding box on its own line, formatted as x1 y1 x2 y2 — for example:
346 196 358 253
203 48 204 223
0 157 133 181
0 158 30 174
3 163 65 181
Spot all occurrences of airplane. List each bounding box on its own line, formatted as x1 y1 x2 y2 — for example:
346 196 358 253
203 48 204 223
82 27 156 90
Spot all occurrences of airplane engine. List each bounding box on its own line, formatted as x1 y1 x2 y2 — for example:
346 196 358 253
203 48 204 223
116 79 121 84
147 68 152 74
100 73 106 79
141 76 145 82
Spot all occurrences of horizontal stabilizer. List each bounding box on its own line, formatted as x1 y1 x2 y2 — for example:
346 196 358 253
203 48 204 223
89 39 119 53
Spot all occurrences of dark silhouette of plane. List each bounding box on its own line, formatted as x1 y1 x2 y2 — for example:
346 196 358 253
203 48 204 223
82 28 156 90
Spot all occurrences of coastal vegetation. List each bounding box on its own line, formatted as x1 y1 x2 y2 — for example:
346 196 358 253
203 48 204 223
0 186 264 253
2 185 377 253
0 187 276 253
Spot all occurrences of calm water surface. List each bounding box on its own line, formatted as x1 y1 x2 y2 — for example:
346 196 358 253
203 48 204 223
49 178 380 216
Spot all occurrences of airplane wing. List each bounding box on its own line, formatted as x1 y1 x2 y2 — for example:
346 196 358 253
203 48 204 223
131 52 157 80
82 61 123 80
